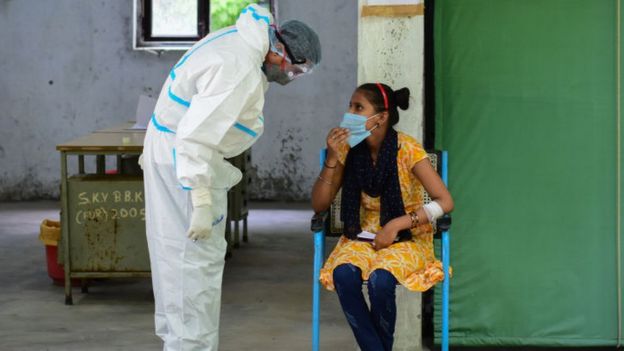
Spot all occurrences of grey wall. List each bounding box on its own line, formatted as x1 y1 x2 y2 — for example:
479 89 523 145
251 1 357 200
0 0 357 201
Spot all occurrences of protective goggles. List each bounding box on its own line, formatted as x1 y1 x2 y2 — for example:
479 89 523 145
269 26 315 80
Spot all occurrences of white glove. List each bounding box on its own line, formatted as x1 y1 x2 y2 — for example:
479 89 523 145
187 206 213 241
187 188 213 241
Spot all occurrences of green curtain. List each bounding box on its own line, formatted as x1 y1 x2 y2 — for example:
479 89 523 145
434 0 622 346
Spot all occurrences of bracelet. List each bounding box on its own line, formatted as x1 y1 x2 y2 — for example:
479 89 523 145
318 175 334 185
409 211 419 228
323 160 337 169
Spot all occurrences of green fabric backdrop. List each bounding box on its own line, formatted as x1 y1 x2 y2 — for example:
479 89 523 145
433 0 622 346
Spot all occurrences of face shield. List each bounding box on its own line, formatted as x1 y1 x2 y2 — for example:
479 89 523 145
279 57 314 80
265 26 316 84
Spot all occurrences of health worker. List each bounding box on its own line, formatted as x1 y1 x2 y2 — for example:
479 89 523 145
140 4 321 350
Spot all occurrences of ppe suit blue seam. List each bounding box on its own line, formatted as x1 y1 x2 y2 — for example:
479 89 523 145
168 86 191 108
172 148 193 191
173 29 238 70
241 6 271 25
167 30 239 108
233 122 258 137
150 114 176 134
258 115 264 123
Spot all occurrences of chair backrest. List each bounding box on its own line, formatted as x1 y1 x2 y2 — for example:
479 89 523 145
326 151 440 236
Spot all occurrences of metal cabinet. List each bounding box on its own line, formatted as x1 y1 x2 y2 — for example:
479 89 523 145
57 124 252 304
57 127 148 305
66 175 148 272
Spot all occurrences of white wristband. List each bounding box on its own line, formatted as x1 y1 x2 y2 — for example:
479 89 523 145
191 188 212 208
423 201 444 223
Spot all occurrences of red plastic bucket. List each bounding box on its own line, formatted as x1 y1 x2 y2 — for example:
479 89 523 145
45 245 65 284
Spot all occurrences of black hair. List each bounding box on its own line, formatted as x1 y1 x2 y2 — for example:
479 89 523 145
356 83 410 126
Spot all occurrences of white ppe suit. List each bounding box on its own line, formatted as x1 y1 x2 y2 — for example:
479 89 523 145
142 5 272 350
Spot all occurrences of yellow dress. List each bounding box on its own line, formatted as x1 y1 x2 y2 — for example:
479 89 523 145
319 132 445 292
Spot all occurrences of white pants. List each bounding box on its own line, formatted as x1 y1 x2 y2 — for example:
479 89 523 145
143 126 229 351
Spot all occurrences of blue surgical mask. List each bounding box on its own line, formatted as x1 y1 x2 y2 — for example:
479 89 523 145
340 112 381 147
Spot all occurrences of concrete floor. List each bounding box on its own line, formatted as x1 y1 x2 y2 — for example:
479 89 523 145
0 201 352 351
2 201 616 351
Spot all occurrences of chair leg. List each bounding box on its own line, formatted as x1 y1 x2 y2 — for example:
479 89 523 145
242 216 248 243
312 148 327 351
234 220 240 249
442 230 450 351
225 218 232 259
312 231 324 351
441 150 450 351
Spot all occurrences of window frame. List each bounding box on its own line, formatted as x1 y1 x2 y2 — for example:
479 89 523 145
133 0 278 52
144 0 208 42
133 0 209 51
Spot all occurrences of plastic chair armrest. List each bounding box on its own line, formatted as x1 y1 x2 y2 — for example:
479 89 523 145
311 211 328 232
436 214 452 232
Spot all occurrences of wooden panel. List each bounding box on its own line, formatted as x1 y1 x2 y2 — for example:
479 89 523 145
361 4 424 17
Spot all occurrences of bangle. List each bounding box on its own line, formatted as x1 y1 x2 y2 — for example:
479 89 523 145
324 160 337 169
409 211 419 228
318 175 334 186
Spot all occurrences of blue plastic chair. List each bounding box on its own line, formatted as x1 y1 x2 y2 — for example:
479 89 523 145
310 150 451 351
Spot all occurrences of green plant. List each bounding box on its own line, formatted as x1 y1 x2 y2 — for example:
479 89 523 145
210 0 257 31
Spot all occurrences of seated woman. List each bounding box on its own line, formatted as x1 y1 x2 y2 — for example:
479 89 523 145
311 83 454 351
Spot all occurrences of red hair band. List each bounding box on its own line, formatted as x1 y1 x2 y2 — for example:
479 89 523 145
376 83 388 110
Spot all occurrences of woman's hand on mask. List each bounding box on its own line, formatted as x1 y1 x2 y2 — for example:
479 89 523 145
373 222 400 251
326 127 350 161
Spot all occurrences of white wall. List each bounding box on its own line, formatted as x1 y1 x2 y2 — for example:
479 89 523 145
358 0 424 140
